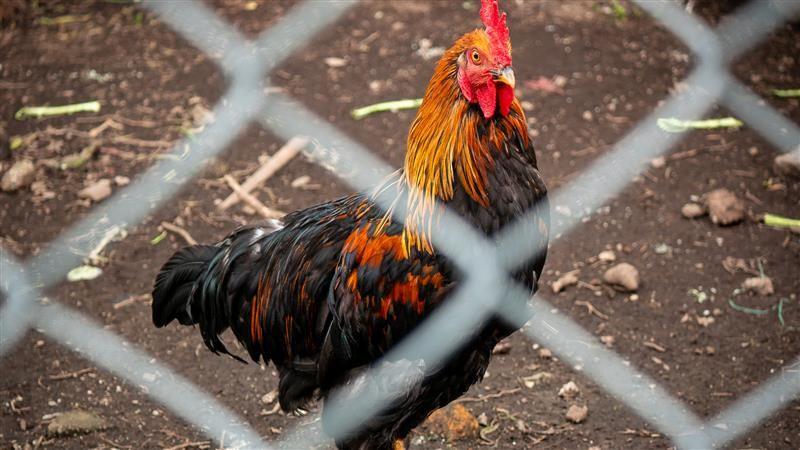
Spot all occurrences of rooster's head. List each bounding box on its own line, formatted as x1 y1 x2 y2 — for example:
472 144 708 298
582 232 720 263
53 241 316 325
456 0 514 119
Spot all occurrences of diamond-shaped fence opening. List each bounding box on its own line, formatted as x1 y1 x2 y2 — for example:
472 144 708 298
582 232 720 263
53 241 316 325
1 1 798 449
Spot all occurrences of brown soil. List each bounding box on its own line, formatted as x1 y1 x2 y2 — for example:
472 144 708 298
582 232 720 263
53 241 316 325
1 1 798 449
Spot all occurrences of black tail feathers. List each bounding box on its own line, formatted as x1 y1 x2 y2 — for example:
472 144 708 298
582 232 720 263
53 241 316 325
152 245 219 328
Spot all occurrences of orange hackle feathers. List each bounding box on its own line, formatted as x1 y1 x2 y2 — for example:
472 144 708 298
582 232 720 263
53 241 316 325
397 30 528 254
480 0 511 66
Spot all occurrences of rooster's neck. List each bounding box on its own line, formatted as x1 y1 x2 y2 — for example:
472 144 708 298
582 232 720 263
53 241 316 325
396 48 529 254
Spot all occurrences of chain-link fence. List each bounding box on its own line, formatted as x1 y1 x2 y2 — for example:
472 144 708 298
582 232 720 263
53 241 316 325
1 1 799 449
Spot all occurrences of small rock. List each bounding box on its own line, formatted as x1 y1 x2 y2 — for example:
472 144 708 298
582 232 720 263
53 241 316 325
681 202 706 219
558 381 580 400
476 412 489 427
705 188 745 226
696 316 715 327
650 156 666 169
774 151 800 179
424 403 479 442
1 159 35 192
78 179 112 202
47 410 109 437
114 175 130 186
261 389 278 405
582 110 593 121
538 348 553 359
597 250 616 263
603 263 640 292
600 335 615 347
492 339 512 355
324 57 347 68
565 404 588 424
742 277 774 296
705 345 716 355
552 270 579 293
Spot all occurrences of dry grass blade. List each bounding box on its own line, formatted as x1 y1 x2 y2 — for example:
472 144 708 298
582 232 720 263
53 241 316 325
219 136 307 210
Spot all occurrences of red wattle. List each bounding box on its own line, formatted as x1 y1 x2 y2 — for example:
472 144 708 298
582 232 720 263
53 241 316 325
497 83 514 117
475 83 497 119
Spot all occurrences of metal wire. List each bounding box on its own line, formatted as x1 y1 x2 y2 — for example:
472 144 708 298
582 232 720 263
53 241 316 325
1 1 798 449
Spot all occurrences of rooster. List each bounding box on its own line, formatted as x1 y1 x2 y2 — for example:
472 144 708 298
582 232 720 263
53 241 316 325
152 1 549 448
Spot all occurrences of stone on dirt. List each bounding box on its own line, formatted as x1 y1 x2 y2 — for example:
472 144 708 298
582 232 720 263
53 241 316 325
78 179 112 202
1 159 35 192
47 410 109 437
598 250 616 262
681 202 706 219
773 151 800 179
603 263 640 292
424 403 479 442
565 404 588 423
558 381 580 400
705 188 745 226
742 277 774 296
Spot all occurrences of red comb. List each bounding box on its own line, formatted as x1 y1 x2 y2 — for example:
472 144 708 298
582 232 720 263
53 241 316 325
480 0 511 66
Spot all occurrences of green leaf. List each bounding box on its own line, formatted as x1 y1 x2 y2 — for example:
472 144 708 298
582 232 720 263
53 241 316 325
15 101 101 120
67 265 103 282
773 88 800 98
657 117 743 133
151 231 167 245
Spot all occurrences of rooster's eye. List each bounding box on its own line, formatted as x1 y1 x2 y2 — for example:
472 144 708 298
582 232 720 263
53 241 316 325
470 50 481 64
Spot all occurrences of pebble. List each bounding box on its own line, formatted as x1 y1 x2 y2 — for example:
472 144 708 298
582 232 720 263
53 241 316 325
774 151 800 179
565 404 588 423
681 202 706 219
558 381 580 400
742 277 774 296
323 57 347 68
538 348 553 359
1 159 35 192
705 188 745 226
597 250 616 262
78 179 112 202
650 156 666 169
603 263 640 292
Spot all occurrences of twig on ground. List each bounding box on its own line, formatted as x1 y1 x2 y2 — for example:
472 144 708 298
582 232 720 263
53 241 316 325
163 441 211 450
113 293 152 310
223 175 285 219
112 135 173 148
160 222 198 246
48 368 94 380
218 137 307 210
575 300 609 320
643 341 667 353
87 225 124 265
259 403 282 416
454 388 521 404
351 98 423 120
773 88 800 98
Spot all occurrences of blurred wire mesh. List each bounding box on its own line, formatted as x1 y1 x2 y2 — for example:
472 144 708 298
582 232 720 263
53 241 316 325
1 0 798 449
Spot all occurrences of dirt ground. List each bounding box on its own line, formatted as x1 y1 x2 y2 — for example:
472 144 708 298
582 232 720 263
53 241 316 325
1 1 799 449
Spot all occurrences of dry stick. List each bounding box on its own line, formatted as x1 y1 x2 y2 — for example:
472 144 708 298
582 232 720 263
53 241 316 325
113 293 152 310
163 441 211 450
223 175 285 220
48 368 94 380
218 136 308 210
160 221 198 246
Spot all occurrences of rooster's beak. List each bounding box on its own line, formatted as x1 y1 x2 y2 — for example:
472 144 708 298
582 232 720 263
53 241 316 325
493 66 515 89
